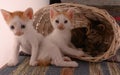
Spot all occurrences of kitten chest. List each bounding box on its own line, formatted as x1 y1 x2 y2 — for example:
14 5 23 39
52 30 71 44
19 38 31 51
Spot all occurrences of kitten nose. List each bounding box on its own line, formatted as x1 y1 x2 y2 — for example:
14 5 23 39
15 31 24 36
57 24 64 30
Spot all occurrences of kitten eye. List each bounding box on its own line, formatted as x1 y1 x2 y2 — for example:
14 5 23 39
10 25 15 30
55 20 59 23
64 20 68 24
21 24 26 29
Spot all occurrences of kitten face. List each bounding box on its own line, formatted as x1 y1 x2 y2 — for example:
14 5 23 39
50 8 73 30
1 8 33 36
9 16 26 36
52 14 72 30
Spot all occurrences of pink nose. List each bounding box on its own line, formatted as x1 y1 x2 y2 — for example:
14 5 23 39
15 31 24 36
57 24 64 30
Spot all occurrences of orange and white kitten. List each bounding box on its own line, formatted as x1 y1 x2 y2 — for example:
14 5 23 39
1 8 43 66
37 8 85 67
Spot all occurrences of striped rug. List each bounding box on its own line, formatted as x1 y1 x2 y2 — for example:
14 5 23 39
0 56 120 75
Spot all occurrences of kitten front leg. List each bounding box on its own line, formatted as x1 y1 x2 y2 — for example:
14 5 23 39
61 44 86 58
69 43 76 48
29 43 39 66
63 56 71 61
7 41 19 66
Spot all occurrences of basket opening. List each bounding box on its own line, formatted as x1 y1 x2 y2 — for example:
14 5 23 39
71 16 114 57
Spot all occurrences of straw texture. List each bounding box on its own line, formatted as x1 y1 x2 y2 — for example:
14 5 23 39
33 3 120 62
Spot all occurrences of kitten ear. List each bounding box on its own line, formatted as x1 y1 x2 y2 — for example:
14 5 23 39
1 9 12 22
50 7 57 19
66 9 74 19
24 8 33 19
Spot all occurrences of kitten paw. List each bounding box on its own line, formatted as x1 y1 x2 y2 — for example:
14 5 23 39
77 50 90 57
7 59 18 66
29 61 38 66
77 50 85 56
71 61 78 67
63 56 71 61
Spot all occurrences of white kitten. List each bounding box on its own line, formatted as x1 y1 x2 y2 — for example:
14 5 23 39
37 8 85 67
1 8 43 66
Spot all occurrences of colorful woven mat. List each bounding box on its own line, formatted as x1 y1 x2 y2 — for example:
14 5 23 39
0 56 120 75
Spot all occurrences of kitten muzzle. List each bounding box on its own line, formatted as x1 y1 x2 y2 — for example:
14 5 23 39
57 24 64 30
15 31 24 36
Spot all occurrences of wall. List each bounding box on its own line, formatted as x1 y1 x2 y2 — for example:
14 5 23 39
61 0 120 5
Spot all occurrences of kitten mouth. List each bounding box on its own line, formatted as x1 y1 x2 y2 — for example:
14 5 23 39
57 25 64 30
15 32 24 36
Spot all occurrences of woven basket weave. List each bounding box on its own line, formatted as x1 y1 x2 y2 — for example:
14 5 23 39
33 3 120 62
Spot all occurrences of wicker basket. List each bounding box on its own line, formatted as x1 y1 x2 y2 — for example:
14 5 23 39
33 3 120 62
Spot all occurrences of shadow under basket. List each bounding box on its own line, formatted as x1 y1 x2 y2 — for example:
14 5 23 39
33 3 120 62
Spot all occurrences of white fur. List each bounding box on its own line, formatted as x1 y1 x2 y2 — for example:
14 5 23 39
0 0 49 68
38 36 78 67
49 11 85 58
7 16 43 66
37 9 85 67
